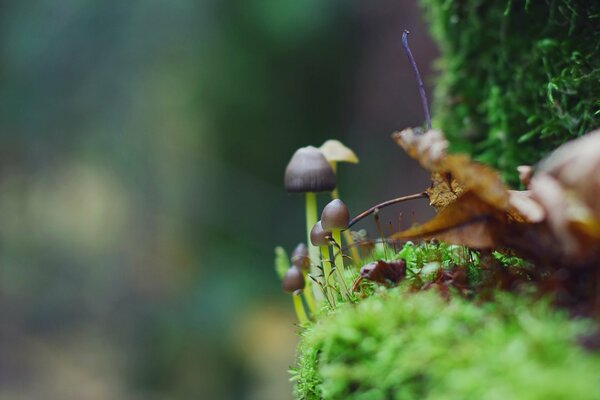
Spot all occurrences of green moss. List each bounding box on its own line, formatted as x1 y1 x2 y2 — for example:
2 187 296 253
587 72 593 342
419 0 600 184
294 287 600 399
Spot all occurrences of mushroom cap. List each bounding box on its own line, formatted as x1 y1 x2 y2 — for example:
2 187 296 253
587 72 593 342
319 139 359 164
282 266 305 293
321 199 350 230
284 146 336 193
290 242 310 271
310 220 331 246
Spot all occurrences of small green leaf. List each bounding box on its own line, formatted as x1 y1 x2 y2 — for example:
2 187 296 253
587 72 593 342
274 246 290 280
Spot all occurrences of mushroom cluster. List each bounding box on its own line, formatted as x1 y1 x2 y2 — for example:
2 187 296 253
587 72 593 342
283 141 358 315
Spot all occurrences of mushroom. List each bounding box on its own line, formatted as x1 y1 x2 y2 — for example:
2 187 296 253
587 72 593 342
284 146 336 305
319 140 359 170
282 265 309 324
282 265 305 293
290 242 310 272
321 199 351 297
319 140 361 264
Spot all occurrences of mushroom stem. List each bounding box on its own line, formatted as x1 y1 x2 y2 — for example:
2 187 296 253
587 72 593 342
303 281 318 315
331 229 350 298
320 245 335 305
305 192 319 265
293 292 309 325
304 192 322 309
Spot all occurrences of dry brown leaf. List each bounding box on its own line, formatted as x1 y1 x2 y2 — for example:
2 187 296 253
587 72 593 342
391 191 501 248
392 127 600 265
426 172 463 210
393 129 509 211
442 154 510 210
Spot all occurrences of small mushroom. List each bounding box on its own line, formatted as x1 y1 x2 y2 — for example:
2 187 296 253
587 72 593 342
321 199 351 298
310 220 331 247
321 199 350 232
290 242 310 271
319 140 359 173
282 265 305 293
282 265 309 324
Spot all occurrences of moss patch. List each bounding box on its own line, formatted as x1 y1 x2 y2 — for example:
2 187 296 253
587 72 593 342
419 0 600 183
293 287 600 399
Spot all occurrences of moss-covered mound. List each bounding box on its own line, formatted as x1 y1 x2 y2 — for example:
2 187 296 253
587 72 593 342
293 288 600 399
420 0 600 183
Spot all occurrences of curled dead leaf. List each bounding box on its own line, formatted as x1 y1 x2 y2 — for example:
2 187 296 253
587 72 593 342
390 191 501 248
391 127 600 265
393 128 509 211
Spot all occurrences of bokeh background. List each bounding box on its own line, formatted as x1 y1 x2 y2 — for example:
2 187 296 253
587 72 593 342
0 1 436 399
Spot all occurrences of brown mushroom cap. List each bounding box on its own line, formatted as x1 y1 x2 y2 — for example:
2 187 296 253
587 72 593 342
290 243 310 271
282 266 305 293
319 140 359 164
321 199 350 230
284 146 336 193
310 220 331 246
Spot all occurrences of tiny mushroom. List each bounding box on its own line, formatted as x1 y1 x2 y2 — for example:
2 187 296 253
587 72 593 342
282 265 309 324
321 199 351 297
319 139 359 174
290 242 310 272
282 266 305 293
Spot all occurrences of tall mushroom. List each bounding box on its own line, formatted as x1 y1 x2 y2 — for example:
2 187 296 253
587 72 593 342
321 199 351 297
284 146 336 280
319 139 360 263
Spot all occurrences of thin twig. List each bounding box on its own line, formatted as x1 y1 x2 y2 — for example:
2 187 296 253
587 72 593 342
347 192 428 229
402 30 432 130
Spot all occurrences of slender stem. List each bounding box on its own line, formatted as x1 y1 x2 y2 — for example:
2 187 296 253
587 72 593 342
342 230 361 265
320 245 334 305
348 192 428 229
402 30 432 130
332 229 350 298
330 162 340 199
305 192 319 266
293 293 309 325
304 192 322 307
329 161 361 265
303 278 318 315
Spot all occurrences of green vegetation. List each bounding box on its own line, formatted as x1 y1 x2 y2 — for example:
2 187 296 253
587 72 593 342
419 0 600 183
284 2 600 398
292 286 600 400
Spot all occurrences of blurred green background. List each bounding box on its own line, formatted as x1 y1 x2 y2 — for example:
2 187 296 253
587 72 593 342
0 1 435 399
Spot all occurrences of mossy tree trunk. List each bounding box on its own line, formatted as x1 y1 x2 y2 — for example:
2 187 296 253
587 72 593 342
420 0 600 184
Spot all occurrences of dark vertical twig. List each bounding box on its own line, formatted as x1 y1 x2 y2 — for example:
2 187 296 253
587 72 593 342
402 30 432 130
